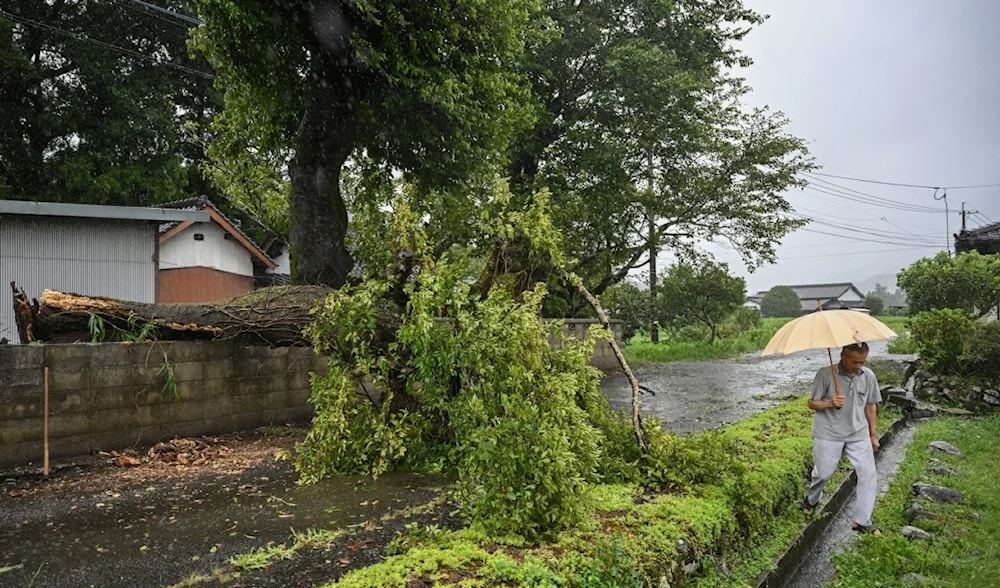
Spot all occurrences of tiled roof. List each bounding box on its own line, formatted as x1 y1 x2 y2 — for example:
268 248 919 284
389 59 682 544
754 282 860 300
958 221 1000 239
157 195 222 234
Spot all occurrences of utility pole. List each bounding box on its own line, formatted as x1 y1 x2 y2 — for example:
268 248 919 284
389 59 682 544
646 147 659 344
960 201 979 231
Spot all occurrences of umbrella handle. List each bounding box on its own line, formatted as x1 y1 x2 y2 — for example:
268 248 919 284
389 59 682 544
828 348 844 410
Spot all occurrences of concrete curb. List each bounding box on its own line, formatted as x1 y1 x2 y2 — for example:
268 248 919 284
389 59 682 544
752 416 909 588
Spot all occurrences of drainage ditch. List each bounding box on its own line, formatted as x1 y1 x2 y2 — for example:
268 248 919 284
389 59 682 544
755 417 918 588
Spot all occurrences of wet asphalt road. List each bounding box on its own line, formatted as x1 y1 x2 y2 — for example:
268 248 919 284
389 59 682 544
0 465 447 588
600 341 898 435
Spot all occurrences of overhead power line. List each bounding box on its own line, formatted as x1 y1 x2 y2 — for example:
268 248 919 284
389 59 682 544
809 171 1000 191
778 245 939 260
112 0 192 30
0 8 213 79
797 226 947 249
801 184 942 214
971 212 996 226
790 213 942 246
127 0 203 26
804 176 943 213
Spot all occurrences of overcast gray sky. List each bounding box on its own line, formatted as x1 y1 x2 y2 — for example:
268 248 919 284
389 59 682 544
707 0 1000 295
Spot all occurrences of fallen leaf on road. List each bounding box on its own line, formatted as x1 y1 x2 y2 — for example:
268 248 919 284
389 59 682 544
114 455 143 467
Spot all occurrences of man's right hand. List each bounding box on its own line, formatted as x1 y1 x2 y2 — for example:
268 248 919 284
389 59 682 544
831 394 845 409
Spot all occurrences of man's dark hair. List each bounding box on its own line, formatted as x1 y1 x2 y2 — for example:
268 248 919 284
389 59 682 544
842 342 870 354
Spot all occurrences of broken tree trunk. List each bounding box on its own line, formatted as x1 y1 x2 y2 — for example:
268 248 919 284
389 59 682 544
553 268 648 453
11 281 38 344
11 283 333 346
470 236 650 454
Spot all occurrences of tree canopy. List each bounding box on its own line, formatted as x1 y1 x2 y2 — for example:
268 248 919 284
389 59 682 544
863 293 885 316
0 1 216 205
190 0 539 286
504 0 813 313
608 281 651 344
760 285 801 318
189 0 812 298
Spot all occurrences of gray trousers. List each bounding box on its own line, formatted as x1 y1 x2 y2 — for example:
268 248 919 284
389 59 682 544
807 437 877 527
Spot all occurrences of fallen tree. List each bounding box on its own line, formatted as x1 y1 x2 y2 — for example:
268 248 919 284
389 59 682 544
10 282 331 346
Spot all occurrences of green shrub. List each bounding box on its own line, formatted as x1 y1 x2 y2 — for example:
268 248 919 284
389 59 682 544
760 285 801 318
571 537 643 588
718 306 762 339
963 320 1000 377
297 257 635 541
674 323 711 343
608 282 651 344
638 427 741 492
886 332 917 354
908 309 973 374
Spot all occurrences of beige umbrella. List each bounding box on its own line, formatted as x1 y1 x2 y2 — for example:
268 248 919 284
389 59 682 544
761 309 898 407
761 310 898 357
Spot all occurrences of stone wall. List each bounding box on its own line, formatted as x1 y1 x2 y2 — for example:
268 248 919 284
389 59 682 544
910 367 1000 412
0 320 622 470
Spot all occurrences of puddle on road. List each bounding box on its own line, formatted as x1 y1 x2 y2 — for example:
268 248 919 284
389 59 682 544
0 468 449 588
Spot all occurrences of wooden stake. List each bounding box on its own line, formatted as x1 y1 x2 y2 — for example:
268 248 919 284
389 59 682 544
43 366 49 477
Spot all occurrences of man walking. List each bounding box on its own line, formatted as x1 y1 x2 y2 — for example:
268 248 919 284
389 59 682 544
801 342 882 534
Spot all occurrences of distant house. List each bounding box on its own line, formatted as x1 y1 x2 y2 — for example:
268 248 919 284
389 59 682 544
955 221 1000 255
0 199 207 340
747 282 867 314
156 197 277 303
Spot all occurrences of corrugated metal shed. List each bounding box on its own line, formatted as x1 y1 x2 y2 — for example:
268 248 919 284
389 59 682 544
0 200 207 343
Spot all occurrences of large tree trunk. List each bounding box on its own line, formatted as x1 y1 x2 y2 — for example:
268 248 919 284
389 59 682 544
12 284 332 346
288 52 357 288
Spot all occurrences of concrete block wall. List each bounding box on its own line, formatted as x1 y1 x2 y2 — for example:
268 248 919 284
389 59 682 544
556 319 624 372
0 341 326 470
0 319 622 470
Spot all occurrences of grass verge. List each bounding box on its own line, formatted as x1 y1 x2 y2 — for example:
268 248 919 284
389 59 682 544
623 318 789 365
179 391 908 587
624 315 911 367
317 400 904 587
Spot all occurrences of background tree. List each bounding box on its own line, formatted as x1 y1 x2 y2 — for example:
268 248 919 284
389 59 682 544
760 285 801 318
657 256 746 344
503 0 812 317
863 293 885 316
897 251 1000 318
0 1 216 205
191 0 538 287
606 281 651 344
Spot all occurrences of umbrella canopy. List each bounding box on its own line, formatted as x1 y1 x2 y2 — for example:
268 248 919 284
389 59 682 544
761 310 897 357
